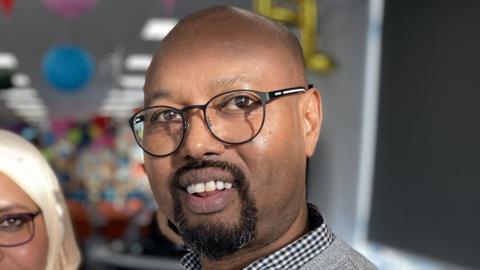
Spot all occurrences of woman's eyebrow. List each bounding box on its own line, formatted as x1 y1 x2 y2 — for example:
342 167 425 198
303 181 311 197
0 204 31 213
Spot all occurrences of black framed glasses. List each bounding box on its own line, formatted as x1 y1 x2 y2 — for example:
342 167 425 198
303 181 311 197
129 84 313 157
0 210 42 247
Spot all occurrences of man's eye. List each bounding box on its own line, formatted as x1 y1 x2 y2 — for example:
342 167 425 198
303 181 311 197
225 95 258 110
151 109 181 123
0 216 27 232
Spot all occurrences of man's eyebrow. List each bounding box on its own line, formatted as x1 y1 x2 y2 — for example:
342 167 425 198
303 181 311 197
0 204 31 213
144 77 254 107
211 76 253 90
144 90 171 107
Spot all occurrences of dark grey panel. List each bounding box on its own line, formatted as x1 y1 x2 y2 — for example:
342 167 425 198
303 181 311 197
369 1 480 269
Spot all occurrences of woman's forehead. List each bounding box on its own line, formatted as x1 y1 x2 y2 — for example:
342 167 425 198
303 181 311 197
0 172 37 211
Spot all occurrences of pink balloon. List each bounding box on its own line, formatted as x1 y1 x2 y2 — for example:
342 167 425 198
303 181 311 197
43 0 97 19
162 0 176 13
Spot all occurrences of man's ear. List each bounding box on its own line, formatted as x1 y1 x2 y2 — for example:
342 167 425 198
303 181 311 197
303 88 322 157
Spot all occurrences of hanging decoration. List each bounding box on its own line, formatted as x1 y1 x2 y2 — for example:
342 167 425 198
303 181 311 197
42 0 98 20
253 0 334 73
42 45 94 92
0 0 14 16
162 0 176 15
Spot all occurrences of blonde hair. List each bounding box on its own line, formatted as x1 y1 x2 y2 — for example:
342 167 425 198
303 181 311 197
0 130 81 270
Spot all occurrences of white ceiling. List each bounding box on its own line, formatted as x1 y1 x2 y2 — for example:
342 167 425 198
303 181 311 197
0 0 251 126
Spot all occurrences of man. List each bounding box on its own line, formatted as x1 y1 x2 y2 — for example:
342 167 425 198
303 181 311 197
129 5 377 270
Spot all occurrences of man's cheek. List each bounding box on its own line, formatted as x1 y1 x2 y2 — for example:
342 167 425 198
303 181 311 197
148 176 169 200
152 183 175 218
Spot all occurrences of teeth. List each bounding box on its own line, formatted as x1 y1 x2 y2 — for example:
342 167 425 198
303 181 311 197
194 183 205 193
205 181 216 192
216 181 224 190
186 181 232 194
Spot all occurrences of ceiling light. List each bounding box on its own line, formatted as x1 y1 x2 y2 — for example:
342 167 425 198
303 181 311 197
101 102 142 110
2 97 44 105
6 102 46 110
6 103 47 112
22 116 47 121
99 111 133 119
0 52 18 69
22 116 47 123
99 103 137 111
103 97 143 104
107 88 143 98
12 73 31 87
125 54 152 71
15 113 48 120
0 88 37 99
103 96 143 105
106 93 143 102
117 75 145 89
141 18 178 40
14 109 48 117
98 109 135 119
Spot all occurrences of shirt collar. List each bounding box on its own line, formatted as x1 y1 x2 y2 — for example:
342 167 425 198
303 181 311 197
181 203 335 270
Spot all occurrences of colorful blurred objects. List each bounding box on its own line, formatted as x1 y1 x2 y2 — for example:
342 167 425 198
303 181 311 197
42 0 97 20
51 118 73 138
67 200 92 242
42 45 94 92
12 117 155 250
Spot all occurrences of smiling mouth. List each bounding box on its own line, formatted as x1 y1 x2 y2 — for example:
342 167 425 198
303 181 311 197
185 180 233 195
180 180 237 214
172 162 243 214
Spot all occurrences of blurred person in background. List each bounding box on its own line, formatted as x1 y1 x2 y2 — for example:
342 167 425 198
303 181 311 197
0 130 81 270
130 6 376 270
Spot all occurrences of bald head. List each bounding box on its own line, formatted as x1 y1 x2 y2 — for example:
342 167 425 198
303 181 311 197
146 6 306 90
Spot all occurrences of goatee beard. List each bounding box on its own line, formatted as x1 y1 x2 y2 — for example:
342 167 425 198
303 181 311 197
170 159 257 260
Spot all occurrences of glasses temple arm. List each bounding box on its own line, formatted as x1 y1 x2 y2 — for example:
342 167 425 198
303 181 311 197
265 84 313 102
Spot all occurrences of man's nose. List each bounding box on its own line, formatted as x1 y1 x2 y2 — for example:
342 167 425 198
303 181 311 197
179 110 225 159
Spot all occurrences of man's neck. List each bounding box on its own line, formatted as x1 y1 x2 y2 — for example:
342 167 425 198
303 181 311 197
200 203 310 270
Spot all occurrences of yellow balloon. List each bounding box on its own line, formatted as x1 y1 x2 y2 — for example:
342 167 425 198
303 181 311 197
253 0 334 73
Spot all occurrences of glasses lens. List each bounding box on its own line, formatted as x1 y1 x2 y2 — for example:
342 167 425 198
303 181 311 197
0 214 35 246
132 107 184 156
207 90 264 143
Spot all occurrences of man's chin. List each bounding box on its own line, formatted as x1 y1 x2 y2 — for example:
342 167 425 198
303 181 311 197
180 205 242 228
178 219 255 261
175 198 257 261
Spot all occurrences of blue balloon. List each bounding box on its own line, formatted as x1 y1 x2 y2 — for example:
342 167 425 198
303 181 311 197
42 45 94 92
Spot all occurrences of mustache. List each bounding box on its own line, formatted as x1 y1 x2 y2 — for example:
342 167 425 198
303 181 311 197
171 159 246 190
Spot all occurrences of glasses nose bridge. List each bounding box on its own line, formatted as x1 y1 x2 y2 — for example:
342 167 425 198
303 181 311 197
181 104 210 128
